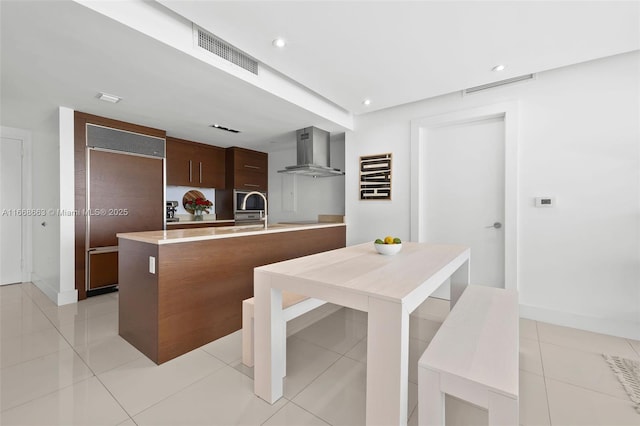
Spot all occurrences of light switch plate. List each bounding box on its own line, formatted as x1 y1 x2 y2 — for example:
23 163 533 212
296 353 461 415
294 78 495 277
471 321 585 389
149 256 156 274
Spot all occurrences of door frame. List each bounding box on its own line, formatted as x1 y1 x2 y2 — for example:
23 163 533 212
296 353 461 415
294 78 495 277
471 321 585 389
410 102 519 291
1 126 33 283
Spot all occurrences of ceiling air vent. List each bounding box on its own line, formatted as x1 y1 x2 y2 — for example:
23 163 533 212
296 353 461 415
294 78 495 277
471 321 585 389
464 73 535 95
196 26 258 75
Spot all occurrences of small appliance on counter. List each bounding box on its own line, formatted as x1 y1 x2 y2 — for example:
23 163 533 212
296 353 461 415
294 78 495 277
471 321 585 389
166 201 179 222
233 190 267 224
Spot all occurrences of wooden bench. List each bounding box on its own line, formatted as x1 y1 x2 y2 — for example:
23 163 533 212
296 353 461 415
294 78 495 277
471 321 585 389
242 292 326 367
418 285 519 426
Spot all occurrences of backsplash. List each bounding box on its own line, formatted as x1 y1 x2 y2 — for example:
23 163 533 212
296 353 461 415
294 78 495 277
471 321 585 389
166 185 216 215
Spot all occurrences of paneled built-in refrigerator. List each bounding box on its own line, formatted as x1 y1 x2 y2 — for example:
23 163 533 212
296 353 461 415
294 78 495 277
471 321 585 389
86 124 164 294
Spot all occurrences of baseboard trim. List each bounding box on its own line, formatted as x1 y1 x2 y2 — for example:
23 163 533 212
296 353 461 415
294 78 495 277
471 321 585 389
520 303 639 340
31 273 58 304
31 273 77 306
57 288 78 306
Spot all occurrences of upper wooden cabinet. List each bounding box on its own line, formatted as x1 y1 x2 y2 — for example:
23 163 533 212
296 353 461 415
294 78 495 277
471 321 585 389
226 147 268 191
166 137 225 188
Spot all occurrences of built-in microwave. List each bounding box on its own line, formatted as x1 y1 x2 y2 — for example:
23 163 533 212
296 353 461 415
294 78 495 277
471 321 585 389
234 190 266 222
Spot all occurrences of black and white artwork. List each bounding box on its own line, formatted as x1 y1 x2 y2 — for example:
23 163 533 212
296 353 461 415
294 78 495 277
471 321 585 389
359 153 392 200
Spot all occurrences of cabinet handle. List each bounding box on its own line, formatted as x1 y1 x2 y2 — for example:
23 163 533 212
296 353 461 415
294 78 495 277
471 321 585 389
199 162 203 183
189 160 192 182
244 183 260 188
244 164 260 169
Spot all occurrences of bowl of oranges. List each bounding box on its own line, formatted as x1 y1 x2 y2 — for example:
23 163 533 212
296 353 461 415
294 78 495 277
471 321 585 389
374 236 402 255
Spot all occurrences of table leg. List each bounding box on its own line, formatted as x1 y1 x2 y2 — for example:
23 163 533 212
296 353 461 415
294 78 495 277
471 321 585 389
488 391 519 426
366 297 410 425
450 258 470 308
254 272 285 403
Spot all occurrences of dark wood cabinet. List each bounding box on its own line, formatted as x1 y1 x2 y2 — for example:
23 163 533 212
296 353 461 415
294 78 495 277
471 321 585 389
227 147 268 191
216 147 269 220
166 137 225 188
119 225 346 364
166 137 192 186
75 111 166 300
88 251 118 290
200 145 225 188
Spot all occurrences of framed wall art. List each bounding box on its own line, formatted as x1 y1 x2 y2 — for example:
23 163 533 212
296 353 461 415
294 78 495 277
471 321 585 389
359 153 392 200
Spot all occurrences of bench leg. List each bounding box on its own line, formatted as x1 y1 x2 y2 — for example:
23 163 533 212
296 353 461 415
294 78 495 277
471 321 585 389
418 367 444 426
488 391 518 426
242 300 254 367
282 320 287 376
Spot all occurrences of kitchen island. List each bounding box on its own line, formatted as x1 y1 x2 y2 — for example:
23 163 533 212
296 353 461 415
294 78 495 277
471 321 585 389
116 223 346 364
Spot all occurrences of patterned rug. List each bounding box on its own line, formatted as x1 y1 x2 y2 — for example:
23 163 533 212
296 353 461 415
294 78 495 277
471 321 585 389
603 354 640 413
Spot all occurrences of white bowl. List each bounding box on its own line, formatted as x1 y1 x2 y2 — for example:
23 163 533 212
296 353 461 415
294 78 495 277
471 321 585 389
374 242 402 255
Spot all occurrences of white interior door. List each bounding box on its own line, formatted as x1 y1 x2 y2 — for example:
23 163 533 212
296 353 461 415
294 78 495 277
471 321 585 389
426 117 505 298
1 137 23 285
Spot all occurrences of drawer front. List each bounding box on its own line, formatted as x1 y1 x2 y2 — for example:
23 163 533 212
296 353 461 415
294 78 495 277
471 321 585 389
235 169 267 191
88 250 118 290
233 149 267 172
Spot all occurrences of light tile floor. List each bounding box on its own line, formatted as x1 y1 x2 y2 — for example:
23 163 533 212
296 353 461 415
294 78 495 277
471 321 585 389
1 282 639 425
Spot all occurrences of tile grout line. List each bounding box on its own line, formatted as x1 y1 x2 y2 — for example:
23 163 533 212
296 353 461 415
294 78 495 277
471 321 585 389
283 341 350 402
92 373 139 425
537 341 638 402
0 286 135 418
121 359 230 420
624 338 640 359
536 320 554 426
0 286 95 413
291 400 334 425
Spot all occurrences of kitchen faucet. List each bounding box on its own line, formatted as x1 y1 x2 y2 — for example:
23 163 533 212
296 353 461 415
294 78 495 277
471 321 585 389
241 191 268 229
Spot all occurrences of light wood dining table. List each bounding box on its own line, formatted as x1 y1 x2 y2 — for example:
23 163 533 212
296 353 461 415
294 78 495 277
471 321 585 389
253 241 470 425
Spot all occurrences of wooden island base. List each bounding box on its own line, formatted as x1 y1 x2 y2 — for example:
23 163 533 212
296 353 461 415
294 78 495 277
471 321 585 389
118 225 345 364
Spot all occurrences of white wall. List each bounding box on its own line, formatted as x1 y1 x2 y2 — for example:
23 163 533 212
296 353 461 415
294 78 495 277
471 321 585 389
29 109 63 303
58 107 77 305
266 133 345 223
346 51 640 339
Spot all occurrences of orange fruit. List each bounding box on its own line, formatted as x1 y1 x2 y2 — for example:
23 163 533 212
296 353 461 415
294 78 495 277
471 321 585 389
384 236 394 244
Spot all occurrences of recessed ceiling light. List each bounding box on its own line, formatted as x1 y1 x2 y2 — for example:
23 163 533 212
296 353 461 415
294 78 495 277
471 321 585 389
492 64 506 72
362 99 372 106
272 38 286 48
97 92 122 103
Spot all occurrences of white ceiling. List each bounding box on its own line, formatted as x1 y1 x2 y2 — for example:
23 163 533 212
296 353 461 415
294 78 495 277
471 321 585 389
161 0 640 114
1 1 638 150
0 0 343 149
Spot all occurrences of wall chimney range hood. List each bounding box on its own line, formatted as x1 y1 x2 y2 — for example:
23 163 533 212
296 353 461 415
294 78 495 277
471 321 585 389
277 127 344 177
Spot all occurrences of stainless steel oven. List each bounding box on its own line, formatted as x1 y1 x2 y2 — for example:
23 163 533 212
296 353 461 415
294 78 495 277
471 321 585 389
234 190 266 222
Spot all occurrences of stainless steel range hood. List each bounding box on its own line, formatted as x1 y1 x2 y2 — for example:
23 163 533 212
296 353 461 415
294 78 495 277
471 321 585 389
277 127 344 177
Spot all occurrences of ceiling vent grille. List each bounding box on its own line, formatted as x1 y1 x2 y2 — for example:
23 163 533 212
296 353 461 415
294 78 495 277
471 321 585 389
196 27 258 75
464 73 535 95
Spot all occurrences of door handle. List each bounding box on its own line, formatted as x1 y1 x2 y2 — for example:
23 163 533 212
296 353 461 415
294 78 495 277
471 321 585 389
486 222 502 229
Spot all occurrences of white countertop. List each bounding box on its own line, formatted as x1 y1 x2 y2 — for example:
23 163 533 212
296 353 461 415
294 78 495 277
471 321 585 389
117 222 345 245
